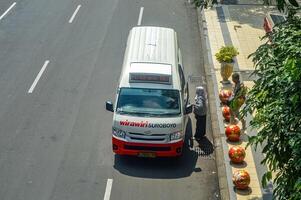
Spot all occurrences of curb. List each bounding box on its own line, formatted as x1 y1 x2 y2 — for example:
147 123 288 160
196 7 231 200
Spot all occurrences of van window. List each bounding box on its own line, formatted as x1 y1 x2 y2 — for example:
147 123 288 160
178 65 188 105
116 88 181 116
178 64 185 90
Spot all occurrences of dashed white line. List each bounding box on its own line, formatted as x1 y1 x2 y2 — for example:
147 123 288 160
103 179 113 200
69 5 81 23
0 2 17 20
28 60 50 93
137 7 144 25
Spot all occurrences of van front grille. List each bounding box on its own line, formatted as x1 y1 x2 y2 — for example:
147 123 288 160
129 132 166 136
127 132 167 142
130 137 164 141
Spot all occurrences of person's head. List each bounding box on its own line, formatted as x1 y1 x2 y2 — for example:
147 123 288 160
232 73 240 84
195 86 206 99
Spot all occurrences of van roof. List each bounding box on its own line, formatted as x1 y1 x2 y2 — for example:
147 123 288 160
119 26 180 90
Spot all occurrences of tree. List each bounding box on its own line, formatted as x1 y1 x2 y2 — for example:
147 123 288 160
243 1 301 199
242 12 301 200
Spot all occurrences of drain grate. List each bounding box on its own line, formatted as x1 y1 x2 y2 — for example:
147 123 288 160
194 145 215 159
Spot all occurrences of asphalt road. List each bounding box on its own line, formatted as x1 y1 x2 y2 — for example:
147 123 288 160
0 0 220 199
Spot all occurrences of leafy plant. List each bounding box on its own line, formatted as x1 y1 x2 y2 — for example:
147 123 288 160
242 15 301 200
215 46 239 63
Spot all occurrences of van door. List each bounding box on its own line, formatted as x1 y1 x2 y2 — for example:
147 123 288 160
178 64 188 106
178 64 190 140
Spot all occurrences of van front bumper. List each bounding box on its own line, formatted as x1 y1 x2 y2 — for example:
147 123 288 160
112 137 184 157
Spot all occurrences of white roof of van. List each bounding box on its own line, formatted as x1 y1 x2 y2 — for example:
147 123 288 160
127 26 177 64
119 26 180 90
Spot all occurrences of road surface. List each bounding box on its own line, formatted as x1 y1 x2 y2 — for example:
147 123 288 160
0 0 220 199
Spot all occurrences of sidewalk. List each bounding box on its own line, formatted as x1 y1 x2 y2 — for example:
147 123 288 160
197 1 274 199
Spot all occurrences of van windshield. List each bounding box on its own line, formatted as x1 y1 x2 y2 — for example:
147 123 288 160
116 88 181 116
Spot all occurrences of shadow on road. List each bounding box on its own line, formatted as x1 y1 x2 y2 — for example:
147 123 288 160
113 117 198 179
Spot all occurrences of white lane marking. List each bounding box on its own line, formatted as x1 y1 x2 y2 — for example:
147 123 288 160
0 2 17 20
137 7 144 25
28 60 50 93
103 179 113 200
69 5 81 23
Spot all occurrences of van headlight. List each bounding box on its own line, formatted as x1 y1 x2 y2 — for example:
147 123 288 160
112 127 126 138
170 131 183 141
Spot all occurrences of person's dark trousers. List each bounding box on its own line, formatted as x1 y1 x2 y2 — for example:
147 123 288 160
195 114 207 138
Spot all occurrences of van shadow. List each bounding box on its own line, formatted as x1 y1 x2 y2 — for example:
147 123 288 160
113 117 198 179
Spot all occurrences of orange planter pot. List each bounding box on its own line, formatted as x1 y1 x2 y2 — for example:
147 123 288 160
222 106 231 122
233 170 250 189
225 124 241 142
219 89 232 104
228 146 246 163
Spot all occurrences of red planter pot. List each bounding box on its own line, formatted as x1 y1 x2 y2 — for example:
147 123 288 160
222 105 231 122
228 146 246 163
225 124 241 142
233 170 250 189
219 89 232 104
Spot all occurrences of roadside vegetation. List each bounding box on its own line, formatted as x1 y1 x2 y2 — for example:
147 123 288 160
243 1 301 200
244 14 301 200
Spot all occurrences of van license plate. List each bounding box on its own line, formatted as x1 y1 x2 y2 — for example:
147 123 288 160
138 152 156 158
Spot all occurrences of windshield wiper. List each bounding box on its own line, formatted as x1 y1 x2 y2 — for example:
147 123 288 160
117 110 150 116
117 110 131 114
131 112 158 117
117 110 179 117
157 111 180 116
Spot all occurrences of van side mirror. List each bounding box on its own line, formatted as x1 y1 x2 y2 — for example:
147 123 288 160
185 104 193 115
105 101 114 112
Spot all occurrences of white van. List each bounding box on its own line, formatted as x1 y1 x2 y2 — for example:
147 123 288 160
106 26 192 157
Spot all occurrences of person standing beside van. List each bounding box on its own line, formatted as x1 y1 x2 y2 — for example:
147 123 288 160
193 86 207 140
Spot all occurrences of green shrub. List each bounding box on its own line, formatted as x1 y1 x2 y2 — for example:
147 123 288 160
242 15 301 200
215 46 239 63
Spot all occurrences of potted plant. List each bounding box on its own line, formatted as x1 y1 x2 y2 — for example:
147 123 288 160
215 46 239 83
